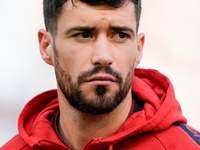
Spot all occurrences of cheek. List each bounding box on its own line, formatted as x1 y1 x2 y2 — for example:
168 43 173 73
113 40 137 62
114 48 136 69
121 57 135 81
113 50 136 84
59 48 92 80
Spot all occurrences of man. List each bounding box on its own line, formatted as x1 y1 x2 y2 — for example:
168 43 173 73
1 0 200 149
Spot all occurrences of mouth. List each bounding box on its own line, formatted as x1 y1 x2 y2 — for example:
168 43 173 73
86 75 116 86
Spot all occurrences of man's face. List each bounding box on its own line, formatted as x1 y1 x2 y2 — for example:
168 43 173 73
47 1 144 114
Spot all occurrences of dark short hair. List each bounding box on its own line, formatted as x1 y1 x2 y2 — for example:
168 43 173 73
43 0 142 36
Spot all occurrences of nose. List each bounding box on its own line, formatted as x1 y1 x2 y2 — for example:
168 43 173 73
91 35 113 66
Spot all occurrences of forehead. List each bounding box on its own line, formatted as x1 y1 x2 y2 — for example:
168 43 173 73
57 1 136 32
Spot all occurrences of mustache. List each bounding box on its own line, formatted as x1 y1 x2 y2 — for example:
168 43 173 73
77 65 122 85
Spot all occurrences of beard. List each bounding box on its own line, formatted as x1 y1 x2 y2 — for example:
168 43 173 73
53 47 135 114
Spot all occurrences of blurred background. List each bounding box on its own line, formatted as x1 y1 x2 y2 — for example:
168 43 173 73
0 0 200 146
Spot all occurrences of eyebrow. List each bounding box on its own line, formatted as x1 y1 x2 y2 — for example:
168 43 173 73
65 26 96 35
109 26 135 36
65 26 135 35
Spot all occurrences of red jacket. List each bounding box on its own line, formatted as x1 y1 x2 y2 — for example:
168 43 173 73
1 69 200 150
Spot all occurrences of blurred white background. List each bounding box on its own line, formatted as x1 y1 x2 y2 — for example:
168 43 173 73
0 0 200 146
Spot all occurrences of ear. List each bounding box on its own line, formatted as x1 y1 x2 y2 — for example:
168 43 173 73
135 33 145 67
38 29 54 66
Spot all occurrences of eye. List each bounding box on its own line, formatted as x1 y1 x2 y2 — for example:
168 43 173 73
73 32 94 42
112 32 129 42
117 32 128 38
75 32 91 38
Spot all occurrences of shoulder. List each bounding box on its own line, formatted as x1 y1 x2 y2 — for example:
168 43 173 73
151 123 200 149
173 124 200 146
1 134 32 150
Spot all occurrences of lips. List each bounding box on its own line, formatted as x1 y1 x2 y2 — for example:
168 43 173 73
86 75 116 86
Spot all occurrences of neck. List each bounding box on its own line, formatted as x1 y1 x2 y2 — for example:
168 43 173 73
57 90 132 150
